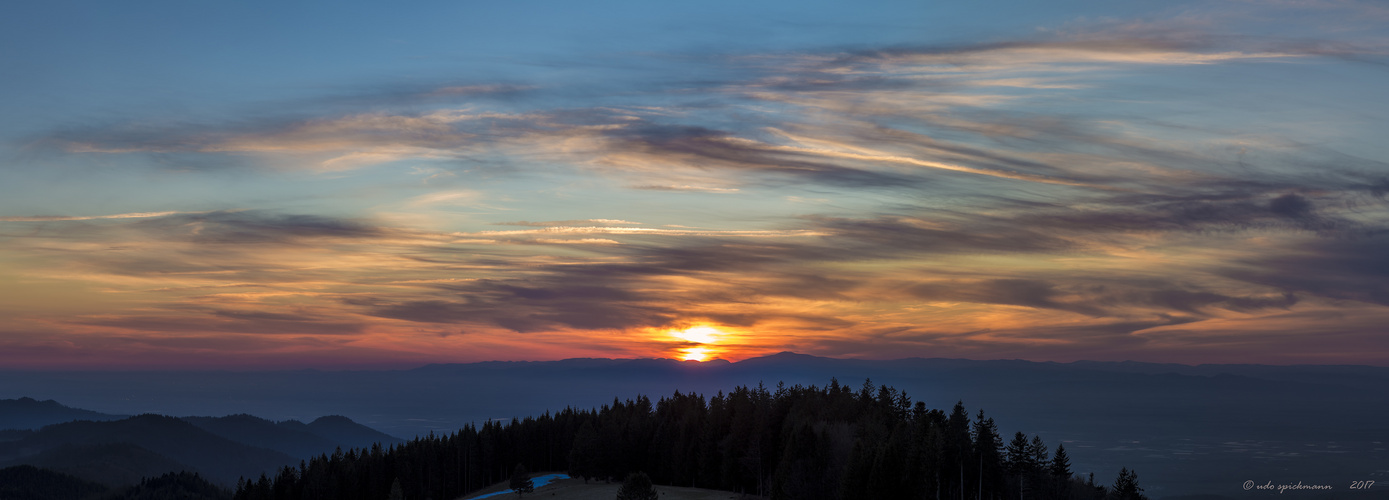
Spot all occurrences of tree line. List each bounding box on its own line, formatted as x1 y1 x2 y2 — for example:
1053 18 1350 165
234 379 1146 500
0 466 232 500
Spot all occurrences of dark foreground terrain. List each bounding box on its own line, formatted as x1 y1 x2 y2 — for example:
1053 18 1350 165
2 353 1386 498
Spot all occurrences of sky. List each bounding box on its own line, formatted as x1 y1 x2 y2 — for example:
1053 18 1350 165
1 0 1387 369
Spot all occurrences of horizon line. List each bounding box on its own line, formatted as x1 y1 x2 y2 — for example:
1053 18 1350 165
5 351 1388 372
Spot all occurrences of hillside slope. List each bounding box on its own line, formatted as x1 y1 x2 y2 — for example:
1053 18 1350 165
0 414 296 486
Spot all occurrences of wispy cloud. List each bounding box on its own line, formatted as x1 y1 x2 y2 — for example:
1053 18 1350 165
629 184 741 193
470 226 824 238
0 211 189 222
493 219 644 226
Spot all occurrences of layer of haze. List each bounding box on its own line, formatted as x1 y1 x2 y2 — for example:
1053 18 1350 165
2 0 1388 368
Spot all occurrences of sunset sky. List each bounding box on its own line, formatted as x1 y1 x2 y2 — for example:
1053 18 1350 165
2 0 1387 368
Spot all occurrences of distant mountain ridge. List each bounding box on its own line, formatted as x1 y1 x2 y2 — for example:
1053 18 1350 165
0 414 295 487
182 414 340 460
183 413 401 459
0 400 405 488
0 397 125 431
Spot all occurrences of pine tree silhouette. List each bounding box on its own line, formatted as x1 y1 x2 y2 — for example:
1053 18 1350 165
616 471 658 500
1110 467 1146 500
1050 444 1072 479
510 463 534 497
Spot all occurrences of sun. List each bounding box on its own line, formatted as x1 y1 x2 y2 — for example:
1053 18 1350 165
670 325 725 361
681 346 712 362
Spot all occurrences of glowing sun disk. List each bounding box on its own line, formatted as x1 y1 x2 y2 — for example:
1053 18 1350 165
682 346 711 362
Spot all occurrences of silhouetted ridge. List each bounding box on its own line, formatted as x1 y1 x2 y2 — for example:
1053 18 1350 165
304 415 402 451
184 414 339 460
0 397 124 431
0 414 296 487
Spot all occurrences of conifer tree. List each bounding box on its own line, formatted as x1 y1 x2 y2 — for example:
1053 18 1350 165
569 420 600 483
388 478 404 500
1005 432 1031 475
1050 444 1072 479
616 471 658 500
972 410 1004 500
510 463 534 497
1110 467 1146 500
1027 436 1048 474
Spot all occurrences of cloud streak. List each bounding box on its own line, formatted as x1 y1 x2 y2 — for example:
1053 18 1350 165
0 211 189 222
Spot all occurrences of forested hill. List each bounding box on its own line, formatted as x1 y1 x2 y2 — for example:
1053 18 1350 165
0 410 404 489
0 414 298 487
0 465 234 500
234 380 1145 500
